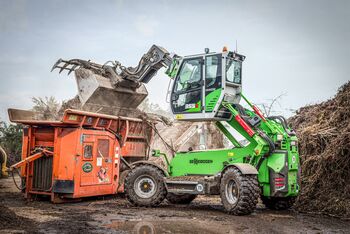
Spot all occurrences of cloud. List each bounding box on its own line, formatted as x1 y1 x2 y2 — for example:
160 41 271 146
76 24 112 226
134 15 159 37
0 0 28 32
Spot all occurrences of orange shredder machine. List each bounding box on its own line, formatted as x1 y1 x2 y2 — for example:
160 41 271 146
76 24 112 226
8 108 153 203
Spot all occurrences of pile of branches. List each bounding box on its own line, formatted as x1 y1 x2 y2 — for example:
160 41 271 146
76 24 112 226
288 81 350 218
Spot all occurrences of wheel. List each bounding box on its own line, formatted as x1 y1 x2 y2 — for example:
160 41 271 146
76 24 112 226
166 193 197 204
220 167 259 215
0 160 3 178
125 164 167 207
261 196 296 210
0 148 4 178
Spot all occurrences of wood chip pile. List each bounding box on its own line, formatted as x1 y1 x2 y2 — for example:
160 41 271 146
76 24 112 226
288 81 350 218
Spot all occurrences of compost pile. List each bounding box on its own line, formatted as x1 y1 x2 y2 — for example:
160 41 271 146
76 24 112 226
288 81 350 218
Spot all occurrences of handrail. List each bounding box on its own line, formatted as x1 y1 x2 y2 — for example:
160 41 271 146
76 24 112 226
10 149 53 171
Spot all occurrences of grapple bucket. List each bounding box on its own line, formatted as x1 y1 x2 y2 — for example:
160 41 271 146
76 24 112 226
74 68 148 116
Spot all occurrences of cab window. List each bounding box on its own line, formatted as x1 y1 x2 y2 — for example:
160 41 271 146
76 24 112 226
171 57 203 114
205 55 222 91
83 144 93 159
97 139 109 158
174 59 202 92
226 58 242 84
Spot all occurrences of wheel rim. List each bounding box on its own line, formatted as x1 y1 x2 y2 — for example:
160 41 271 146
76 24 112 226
134 175 157 199
225 179 239 205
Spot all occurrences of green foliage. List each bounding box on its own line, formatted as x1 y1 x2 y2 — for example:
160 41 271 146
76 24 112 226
0 121 22 165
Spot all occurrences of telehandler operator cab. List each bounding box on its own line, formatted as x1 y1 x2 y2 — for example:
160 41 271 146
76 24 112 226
170 48 245 121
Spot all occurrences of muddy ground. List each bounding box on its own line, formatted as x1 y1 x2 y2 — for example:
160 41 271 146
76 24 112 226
0 176 349 234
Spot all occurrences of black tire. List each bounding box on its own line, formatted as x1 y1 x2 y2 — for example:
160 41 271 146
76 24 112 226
261 196 296 210
166 193 197 204
125 164 167 207
220 167 259 215
0 150 4 178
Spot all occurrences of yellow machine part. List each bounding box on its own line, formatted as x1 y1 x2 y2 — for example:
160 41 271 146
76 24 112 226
0 146 8 177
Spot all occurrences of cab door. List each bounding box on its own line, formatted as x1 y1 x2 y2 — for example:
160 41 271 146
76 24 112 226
205 54 223 113
171 57 203 114
80 133 114 186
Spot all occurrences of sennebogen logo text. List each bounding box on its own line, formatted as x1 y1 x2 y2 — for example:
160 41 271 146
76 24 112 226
189 158 213 164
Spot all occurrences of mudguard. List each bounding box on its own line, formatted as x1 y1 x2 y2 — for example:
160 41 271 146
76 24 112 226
224 163 258 175
130 160 169 177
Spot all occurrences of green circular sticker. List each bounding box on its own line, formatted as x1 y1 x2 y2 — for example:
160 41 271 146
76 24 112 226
82 162 93 173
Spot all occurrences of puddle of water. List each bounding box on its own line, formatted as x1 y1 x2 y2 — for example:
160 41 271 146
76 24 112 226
103 220 221 234
90 212 247 233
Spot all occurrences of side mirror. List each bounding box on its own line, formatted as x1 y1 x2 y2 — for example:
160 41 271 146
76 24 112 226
151 149 170 167
152 149 161 157
171 94 179 101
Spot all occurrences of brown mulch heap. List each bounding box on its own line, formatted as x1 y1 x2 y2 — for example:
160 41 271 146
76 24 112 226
288 81 350 218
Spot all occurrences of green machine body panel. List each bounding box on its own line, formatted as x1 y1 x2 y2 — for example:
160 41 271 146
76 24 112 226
170 146 256 176
205 88 222 112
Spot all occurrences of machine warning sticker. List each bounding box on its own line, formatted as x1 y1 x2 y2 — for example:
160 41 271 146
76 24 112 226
82 162 93 173
97 167 109 183
68 114 78 121
97 157 102 166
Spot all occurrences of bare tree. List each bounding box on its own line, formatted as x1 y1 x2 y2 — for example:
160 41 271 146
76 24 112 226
257 93 286 116
32 96 61 120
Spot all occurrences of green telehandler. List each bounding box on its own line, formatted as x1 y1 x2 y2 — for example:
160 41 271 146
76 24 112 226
53 45 300 215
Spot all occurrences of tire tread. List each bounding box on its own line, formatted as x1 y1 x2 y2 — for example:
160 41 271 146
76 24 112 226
220 167 259 215
125 164 167 207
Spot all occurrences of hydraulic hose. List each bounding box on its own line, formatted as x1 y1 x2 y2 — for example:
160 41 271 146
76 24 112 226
11 167 26 191
268 116 296 136
255 129 276 170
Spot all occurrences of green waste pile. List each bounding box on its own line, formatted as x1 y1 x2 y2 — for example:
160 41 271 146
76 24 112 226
289 81 350 218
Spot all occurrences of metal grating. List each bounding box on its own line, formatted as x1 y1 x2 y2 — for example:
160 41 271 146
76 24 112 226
33 156 53 191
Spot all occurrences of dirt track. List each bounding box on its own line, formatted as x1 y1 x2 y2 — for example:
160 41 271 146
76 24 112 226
0 176 349 234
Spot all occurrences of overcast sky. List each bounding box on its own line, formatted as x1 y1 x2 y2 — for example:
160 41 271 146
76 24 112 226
0 0 349 121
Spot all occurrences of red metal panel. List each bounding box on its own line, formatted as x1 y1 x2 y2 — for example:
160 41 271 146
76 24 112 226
235 115 255 137
121 141 147 157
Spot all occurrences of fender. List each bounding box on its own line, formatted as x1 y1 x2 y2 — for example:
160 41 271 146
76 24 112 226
223 163 258 175
130 160 169 177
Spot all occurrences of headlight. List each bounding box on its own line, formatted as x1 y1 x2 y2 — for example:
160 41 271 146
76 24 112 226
277 134 283 141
